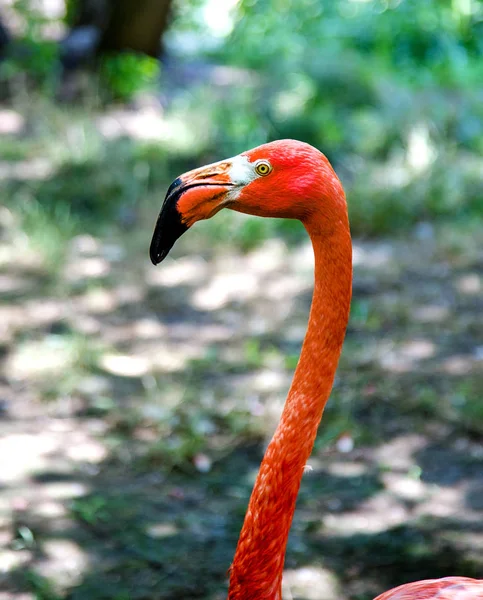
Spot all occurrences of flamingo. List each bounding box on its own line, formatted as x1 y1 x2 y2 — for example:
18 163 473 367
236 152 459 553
150 140 483 600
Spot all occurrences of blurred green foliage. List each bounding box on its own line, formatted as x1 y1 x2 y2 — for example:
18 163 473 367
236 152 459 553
0 0 59 91
0 0 160 99
1 0 482 241
202 0 483 235
229 0 483 74
100 53 160 100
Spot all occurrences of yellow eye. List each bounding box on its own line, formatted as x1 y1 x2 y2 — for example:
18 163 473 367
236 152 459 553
254 160 272 176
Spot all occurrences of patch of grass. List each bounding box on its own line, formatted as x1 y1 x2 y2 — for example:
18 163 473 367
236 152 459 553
71 495 112 526
0 99 173 272
349 299 384 331
12 191 79 270
139 394 259 471
347 155 483 237
0 136 37 161
451 378 483 432
23 570 61 600
8 332 106 404
350 370 483 439
433 218 483 264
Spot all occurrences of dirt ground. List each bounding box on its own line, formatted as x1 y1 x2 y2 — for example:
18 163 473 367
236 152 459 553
1 198 483 599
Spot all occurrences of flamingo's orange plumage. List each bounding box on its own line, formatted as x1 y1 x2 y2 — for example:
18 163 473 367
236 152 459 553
150 140 483 600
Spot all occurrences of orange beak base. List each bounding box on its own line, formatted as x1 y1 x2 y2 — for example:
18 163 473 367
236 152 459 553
150 157 236 266
150 172 234 265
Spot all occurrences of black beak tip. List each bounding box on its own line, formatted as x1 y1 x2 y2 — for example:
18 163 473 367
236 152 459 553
149 178 189 266
149 246 165 266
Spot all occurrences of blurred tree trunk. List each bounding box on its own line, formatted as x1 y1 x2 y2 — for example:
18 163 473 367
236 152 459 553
0 16 10 58
100 0 173 57
65 0 173 63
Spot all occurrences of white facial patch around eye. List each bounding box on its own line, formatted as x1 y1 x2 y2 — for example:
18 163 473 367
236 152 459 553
228 154 259 187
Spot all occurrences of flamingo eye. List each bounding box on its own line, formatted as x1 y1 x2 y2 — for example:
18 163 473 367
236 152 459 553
254 160 272 176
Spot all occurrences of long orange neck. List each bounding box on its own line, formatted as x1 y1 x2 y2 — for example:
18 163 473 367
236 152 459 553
228 212 352 600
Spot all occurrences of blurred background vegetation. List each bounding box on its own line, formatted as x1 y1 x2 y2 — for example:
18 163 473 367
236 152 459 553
0 1 482 599
1 0 482 242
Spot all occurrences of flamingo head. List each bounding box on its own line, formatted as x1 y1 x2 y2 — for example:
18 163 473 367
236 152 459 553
150 139 345 265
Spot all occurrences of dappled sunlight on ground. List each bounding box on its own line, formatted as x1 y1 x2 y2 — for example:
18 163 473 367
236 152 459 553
1 142 483 597
283 566 341 600
0 109 25 135
0 411 107 596
1 0 483 589
95 103 206 151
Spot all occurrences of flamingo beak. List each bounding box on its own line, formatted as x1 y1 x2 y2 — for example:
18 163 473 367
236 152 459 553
149 162 234 265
